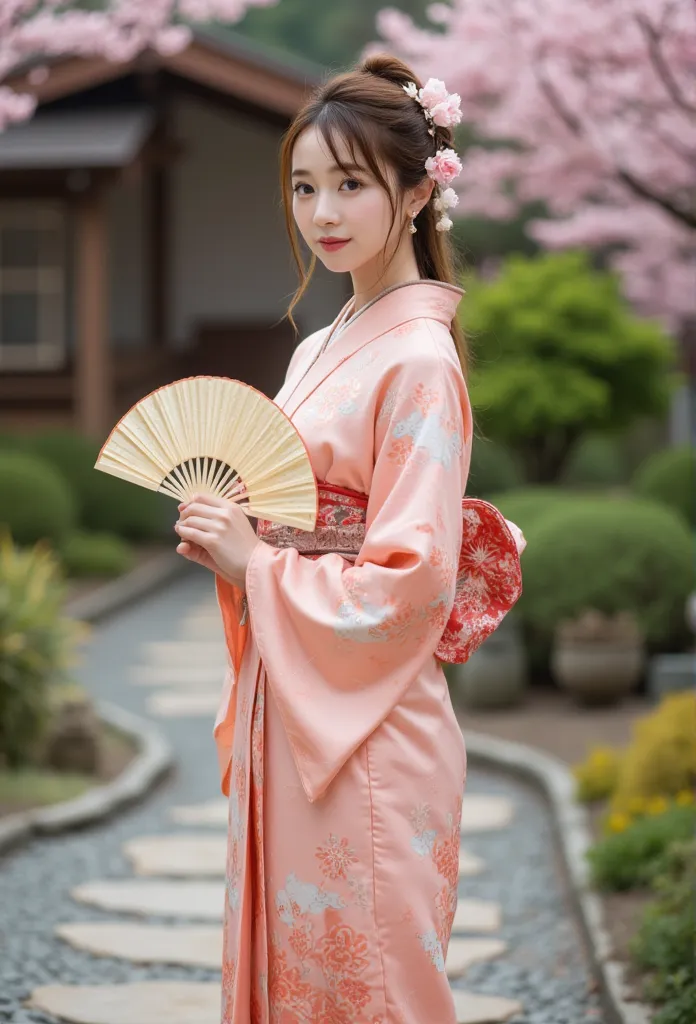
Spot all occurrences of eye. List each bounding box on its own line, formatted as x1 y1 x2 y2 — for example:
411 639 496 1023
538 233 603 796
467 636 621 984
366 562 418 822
292 182 313 196
341 178 363 192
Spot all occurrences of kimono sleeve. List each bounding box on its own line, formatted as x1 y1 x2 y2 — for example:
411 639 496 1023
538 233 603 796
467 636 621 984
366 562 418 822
245 346 471 803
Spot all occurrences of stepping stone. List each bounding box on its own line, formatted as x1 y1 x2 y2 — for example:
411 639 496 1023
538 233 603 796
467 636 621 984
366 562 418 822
453 899 502 934
124 835 227 877
56 922 222 969
71 880 225 920
143 641 227 665
460 795 514 834
130 665 225 687
27 982 220 1024
446 938 507 978
181 616 223 637
459 849 486 877
147 692 220 717
452 990 523 1023
169 799 228 826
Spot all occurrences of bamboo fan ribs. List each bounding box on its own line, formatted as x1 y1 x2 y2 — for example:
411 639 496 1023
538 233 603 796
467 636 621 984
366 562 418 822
94 377 318 531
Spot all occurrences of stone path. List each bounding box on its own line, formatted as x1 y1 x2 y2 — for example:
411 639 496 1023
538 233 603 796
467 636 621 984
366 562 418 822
0 566 605 1024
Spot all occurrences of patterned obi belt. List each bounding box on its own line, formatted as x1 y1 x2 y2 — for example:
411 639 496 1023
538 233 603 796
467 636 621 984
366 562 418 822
256 480 524 666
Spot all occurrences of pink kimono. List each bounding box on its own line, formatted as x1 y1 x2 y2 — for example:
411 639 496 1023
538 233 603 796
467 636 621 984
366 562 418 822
213 281 522 1024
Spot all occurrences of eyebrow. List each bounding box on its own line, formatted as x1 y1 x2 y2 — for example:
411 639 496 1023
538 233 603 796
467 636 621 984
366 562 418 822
291 163 366 177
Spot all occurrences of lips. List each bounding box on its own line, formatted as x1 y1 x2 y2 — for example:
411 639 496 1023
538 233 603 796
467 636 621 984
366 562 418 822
319 238 350 252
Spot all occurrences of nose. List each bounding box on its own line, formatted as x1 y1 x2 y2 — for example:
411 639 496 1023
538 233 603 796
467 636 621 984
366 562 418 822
312 189 340 228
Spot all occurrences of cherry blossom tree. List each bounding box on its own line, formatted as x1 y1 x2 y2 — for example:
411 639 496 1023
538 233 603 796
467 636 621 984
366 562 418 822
0 0 277 131
374 0 696 327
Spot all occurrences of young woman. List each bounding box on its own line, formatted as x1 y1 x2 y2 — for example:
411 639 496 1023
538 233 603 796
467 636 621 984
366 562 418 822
174 54 524 1024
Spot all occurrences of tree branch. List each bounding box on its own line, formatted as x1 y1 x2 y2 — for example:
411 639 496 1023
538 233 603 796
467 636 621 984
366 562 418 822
617 168 696 230
636 12 696 116
539 64 696 232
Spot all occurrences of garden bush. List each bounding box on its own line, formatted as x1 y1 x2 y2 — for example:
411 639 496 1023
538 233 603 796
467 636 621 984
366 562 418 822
0 450 76 547
485 486 575 542
0 533 84 768
516 496 693 650
560 432 628 488
588 802 696 890
632 445 694 529
631 839 696 1024
573 746 623 803
610 692 696 815
461 250 675 482
467 437 524 498
24 431 172 541
61 530 134 578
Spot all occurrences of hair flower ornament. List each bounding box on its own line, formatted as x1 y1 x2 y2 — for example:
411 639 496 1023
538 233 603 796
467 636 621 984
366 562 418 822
404 79 463 232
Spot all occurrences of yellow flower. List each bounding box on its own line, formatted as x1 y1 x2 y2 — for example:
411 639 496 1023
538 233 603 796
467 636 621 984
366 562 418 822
675 789 694 806
627 797 647 816
646 796 668 816
607 813 631 834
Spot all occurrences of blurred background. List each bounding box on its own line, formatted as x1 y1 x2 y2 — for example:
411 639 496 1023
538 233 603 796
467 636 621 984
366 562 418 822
0 4 694 1023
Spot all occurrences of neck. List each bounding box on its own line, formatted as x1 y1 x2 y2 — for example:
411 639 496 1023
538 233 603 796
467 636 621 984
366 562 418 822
349 234 422 314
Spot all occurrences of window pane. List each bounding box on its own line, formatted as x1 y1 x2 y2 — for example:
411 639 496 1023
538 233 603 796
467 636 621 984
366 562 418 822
2 227 42 269
0 293 38 345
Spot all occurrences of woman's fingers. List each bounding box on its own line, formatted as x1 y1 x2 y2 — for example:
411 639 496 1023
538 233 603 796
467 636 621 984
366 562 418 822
175 523 214 548
176 514 218 534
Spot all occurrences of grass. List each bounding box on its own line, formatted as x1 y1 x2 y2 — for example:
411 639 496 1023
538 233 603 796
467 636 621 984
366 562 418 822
0 768 92 814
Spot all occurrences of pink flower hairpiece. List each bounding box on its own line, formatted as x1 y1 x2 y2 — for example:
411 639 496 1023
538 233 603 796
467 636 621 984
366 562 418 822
403 78 462 232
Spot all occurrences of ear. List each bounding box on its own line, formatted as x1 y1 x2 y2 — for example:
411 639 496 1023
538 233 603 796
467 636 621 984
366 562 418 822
409 175 435 215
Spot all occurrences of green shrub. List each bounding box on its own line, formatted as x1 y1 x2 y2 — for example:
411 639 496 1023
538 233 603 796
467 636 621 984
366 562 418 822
0 451 76 547
632 839 696 1023
588 804 696 891
633 445 694 528
518 496 693 649
467 437 524 498
61 530 134 578
462 250 675 482
0 533 84 768
25 431 172 541
561 433 628 488
486 486 575 541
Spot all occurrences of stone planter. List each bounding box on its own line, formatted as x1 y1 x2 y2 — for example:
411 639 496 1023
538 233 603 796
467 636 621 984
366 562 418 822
551 640 645 705
450 615 527 710
551 610 645 705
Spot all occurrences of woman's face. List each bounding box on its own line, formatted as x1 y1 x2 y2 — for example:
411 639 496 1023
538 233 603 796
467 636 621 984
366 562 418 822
291 125 403 275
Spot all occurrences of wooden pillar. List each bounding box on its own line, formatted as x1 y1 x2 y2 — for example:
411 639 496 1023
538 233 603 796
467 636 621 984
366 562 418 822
147 160 168 348
75 190 110 437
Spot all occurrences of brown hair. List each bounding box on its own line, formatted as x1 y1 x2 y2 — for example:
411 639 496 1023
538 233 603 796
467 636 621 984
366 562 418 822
279 53 467 376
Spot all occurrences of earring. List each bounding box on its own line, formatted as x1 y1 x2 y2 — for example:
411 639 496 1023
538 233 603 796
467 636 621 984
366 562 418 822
408 212 417 235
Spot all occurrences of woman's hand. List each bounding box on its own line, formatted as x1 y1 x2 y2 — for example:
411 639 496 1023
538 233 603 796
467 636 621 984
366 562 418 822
175 494 261 590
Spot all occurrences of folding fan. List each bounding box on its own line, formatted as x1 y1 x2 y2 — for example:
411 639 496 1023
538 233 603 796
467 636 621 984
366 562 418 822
94 377 318 531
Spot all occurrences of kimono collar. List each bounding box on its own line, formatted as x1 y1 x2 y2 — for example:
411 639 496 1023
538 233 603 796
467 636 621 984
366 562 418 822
278 279 465 419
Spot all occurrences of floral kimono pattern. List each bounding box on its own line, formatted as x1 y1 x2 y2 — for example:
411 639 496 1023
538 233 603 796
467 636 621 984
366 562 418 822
214 281 523 1024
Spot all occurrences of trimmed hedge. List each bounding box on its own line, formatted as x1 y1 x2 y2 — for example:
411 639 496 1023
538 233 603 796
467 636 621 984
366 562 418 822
61 530 134 578
632 445 694 528
517 496 693 649
467 437 524 498
24 431 172 541
0 451 76 547
561 432 628 488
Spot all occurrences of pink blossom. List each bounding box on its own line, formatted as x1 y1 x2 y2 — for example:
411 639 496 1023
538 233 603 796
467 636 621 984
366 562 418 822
0 0 278 132
374 0 696 328
425 148 463 187
420 78 449 109
429 93 462 127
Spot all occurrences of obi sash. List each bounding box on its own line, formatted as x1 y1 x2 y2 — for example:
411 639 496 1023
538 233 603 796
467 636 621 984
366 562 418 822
255 480 525 665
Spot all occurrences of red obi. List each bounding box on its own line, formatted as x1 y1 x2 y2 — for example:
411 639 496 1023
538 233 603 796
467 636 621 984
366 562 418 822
257 480 524 665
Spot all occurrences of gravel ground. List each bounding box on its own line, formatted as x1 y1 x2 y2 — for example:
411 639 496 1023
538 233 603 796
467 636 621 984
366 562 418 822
0 566 605 1024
